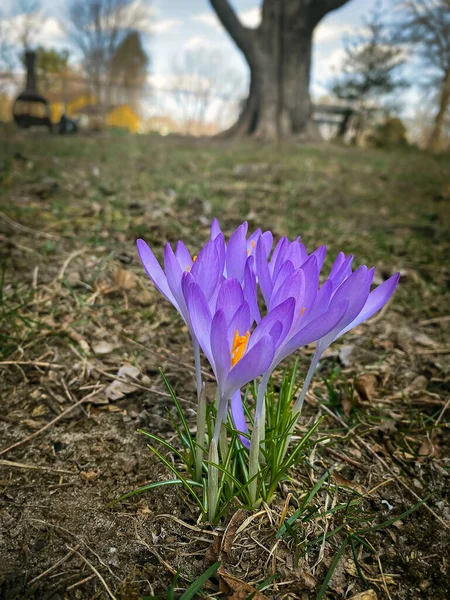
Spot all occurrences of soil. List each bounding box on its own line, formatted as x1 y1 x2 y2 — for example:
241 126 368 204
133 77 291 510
0 129 449 599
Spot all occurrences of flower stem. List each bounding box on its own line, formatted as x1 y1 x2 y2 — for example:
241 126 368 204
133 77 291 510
248 419 261 507
208 439 219 523
281 348 321 461
194 384 206 481
255 371 271 465
193 340 205 481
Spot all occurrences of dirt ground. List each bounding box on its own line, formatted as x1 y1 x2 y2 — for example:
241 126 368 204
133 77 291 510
0 128 449 599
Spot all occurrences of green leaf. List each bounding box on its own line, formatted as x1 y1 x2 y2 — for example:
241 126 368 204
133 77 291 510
316 537 349 600
105 478 202 508
179 561 220 600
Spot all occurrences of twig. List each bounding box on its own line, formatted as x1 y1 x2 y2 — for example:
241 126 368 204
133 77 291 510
57 249 85 281
0 361 63 369
419 315 450 326
66 545 118 600
0 211 59 240
0 459 75 475
90 364 193 404
28 544 80 584
66 574 96 591
122 334 216 381
435 397 450 427
0 387 103 457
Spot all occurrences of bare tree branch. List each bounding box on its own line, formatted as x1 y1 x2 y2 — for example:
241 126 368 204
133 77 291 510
208 0 256 62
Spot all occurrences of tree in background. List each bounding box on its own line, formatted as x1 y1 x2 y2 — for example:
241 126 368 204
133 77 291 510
397 0 450 151
170 48 245 134
209 0 351 140
110 30 149 109
14 0 42 52
28 47 70 93
331 6 406 141
67 0 146 103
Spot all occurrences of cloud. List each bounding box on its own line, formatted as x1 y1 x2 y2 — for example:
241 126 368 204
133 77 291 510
184 35 209 50
0 12 66 47
314 22 359 43
239 7 260 28
193 6 261 30
151 19 181 34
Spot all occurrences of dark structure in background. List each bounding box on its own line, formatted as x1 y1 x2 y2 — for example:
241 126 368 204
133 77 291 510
12 50 52 130
209 0 351 140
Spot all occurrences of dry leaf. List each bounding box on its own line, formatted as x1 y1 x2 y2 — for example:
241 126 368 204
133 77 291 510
418 439 437 458
79 471 98 481
332 471 365 494
218 566 269 600
114 269 136 290
355 373 377 402
349 590 378 600
104 365 140 401
93 341 116 355
65 327 90 353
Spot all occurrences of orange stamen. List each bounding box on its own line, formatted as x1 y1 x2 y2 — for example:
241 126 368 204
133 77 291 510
299 307 305 317
193 255 198 262
231 329 250 367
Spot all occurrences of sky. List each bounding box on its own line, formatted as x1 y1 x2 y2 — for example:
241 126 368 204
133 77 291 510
0 0 424 120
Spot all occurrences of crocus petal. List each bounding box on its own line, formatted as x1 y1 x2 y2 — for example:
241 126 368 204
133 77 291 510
256 236 273 305
227 302 251 348
211 217 222 239
224 335 274 400
211 310 230 389
277 300 349 363
216 278 245 323
287 240 308 268
303 279 333 325
310 245 326 271
226 223 247 282
190 240 220 301
330 254 354 290
262 231 273 256
164 243 188 321
244 256 261 324
271 260 295 301
331 265 371 328
136 239 177 307
299 255 319 314
270 237 289 278
337 272 400 338
249 297 295 350
175 241 192 271
270 268 306 313
230 389 250 448
186 283 214 367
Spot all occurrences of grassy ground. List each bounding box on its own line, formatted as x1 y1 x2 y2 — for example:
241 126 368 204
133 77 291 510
0 127 449 599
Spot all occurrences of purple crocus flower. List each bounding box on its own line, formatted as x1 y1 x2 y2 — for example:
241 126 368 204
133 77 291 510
183 276 307 442
210 218 273 283
292 265 400 414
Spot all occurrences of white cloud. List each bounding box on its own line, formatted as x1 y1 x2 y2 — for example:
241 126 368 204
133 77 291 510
193 6 261 30
184 35 209 50
192 12 220 29
314 22 358 43
0 12 66 46
151 18 181 34
239 7 260 28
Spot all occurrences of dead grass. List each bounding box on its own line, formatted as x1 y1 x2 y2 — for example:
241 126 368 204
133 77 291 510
0 127 449 599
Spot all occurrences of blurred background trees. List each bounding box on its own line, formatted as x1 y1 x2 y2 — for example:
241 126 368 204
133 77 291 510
396 0 450 151
0 0 449 148
332 6 406 143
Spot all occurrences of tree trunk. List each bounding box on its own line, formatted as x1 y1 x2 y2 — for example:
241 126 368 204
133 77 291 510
428 68 450 152
210 0 351 141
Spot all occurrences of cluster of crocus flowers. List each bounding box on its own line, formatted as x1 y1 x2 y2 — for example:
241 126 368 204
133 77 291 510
137 219 400 519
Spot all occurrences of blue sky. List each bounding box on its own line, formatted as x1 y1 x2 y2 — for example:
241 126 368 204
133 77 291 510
1 0 423 118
